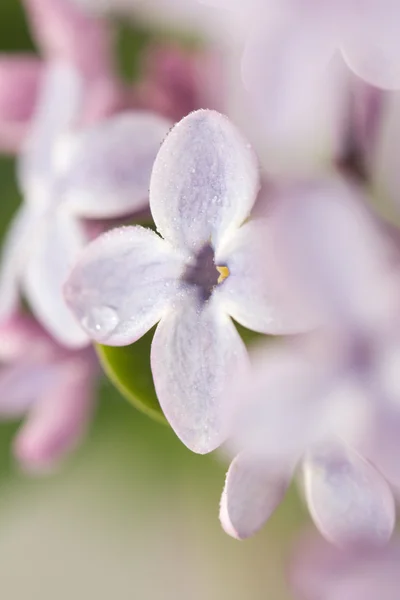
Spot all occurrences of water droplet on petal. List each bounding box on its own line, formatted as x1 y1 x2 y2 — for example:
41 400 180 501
81 305 119 339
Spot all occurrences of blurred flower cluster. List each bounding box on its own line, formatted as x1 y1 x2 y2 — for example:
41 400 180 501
2 0 400 596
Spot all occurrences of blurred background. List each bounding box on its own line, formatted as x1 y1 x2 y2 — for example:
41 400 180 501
0 2 306 598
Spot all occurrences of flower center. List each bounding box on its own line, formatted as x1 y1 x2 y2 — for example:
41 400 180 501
183 244 229 301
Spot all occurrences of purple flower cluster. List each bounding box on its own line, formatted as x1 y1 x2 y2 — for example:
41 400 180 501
2 0 400 595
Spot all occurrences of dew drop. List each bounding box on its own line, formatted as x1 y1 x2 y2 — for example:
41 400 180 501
81 305 119 339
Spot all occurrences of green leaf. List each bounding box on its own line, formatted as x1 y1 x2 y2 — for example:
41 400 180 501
97 321 267 426
96 326 166 425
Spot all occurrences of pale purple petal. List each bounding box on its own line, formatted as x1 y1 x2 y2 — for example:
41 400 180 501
267 178 400 330
341 2 400 90
151 293 248 454
0 313 59 363
13 353 95 473
290 533 400 600
303 442 395 548
18 62 83 204
23 210 89 348
149 109 260 252
214 218 314 334
241 7 343 173
0 361 60 419
0 56 42 153
220 452 291 539
225 339 338 464
0 206 34 320
56 112 171 218
64 226 186 345
289 532 350 600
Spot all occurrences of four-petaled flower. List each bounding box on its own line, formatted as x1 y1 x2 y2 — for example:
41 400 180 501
64 108 308 453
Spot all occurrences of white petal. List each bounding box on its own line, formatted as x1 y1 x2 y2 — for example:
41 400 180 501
23 209 89 348
215 218 315 334
150 109 260 252
304 442 395 548
220 452 291 539
0 205 33 319
151 293 248 454
18 62 83 206
55 112 172 219
64 225 186 345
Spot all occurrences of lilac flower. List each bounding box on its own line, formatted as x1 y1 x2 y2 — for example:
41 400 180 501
0 312 97 473
219 177 400 545
290 532 400 600
0 60 172 348
64 109 309 453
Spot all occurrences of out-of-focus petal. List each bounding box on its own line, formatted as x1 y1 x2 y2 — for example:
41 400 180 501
151 293 248 454
150 109 260 252
18 62 83 205
64 226 186 346
0 56 42 153
341 2 400 90
241 7 343 174
0 313 58 362
0 361 59 418
0 206 34 320
13 353 95 473
23 0 114 81
220 451 291 539
267 178 400 330
290 533 400 600
23 209 89 348
215 218 314 334
303 442 395 548
225 339 338 464
55 112 171 218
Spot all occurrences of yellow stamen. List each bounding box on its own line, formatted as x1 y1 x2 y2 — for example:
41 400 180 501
216 265 230 284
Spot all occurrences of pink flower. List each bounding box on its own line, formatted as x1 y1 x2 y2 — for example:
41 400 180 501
0 313 97 474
